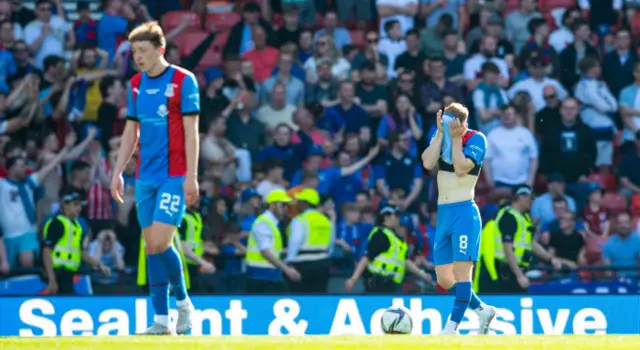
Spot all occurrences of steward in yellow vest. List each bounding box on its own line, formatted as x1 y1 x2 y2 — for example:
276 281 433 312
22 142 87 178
345 205 431 293
41 188 110 295
246 189 301 294
474 186 562 293
177 201 216 293
285 188 332 293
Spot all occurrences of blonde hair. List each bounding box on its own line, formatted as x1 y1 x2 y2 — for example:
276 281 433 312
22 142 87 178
444 103 469 123
128 21 166 48
315 35 340 63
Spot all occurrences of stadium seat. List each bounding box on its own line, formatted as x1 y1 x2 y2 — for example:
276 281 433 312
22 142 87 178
632 12 640 36
349 30 365 49
506 0 520 12
162 11 201 31
534 174 548 194
631 194 640 216
543 12 557 30
588 173 617 192
206 12 240 31
601 192 627 214
540 0 577 12
177 30 223 69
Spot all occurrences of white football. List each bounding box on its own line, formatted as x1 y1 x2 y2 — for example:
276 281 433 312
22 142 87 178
380 307 413 334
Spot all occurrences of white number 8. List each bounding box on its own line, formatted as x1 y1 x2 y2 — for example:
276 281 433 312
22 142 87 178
159 193 181 215
459 235 468 250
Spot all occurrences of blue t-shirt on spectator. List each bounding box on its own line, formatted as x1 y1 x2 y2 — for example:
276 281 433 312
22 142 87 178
97 14 128 64
316 108 345 135
239 24 254 55
374 152 422 194
291 167 342 194
329 172 362 209
329 104 369 134
0 50 17 94
377 114 423 157
271 65 306 82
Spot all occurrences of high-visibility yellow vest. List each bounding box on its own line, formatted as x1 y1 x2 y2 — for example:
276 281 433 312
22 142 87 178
288 210 332 262
137 233 191 290
246 213 282 269
43 215 83 272
182 211 203 265
367 227 407 284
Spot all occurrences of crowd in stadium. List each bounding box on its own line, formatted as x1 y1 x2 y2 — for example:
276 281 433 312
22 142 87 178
0 0 639 295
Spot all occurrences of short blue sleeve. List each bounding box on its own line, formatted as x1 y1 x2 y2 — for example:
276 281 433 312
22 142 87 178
180 73 200 115
427 124 438 144
126 84 137 120
377 118 388 139
291 171 302 186
373 165 386 180
463 132 487 166
576 220 586 231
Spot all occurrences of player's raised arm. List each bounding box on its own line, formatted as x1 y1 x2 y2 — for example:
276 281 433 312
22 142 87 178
111 81 140 203
180 72 201 204
421 111 443 171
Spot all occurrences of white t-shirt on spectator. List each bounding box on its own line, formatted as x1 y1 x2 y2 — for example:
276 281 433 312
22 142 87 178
0 174 39 238
549 27 573 53
376 0 418 37
577 0 622 9
24 15 69 69
463 54 510 81
256 180 285 198
508 77 568 112
486 125 539 186
378 38 407 78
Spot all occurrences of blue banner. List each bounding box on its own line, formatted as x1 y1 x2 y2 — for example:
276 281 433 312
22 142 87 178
1 295 639 336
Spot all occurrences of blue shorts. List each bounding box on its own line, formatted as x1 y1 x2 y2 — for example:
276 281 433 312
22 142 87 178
135 177 186 229
433 200 482 266
4 232 39 269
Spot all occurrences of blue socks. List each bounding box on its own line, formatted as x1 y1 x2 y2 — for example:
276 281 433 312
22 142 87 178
447 285 483 310
158 245 188 301
147 254 169 317
450 282 472 323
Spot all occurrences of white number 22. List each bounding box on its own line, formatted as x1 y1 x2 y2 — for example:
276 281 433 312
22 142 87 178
159 193 181 216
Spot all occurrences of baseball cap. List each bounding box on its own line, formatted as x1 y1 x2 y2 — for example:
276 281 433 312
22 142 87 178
241 188 260 203
379 205 398 216
514 185 533 197
265 189 292 204
294 188 320 206
204 67 224 85
60 187 84 204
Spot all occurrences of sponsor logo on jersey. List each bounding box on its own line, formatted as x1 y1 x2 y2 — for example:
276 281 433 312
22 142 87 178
165 83 178 97
157 104 168 117
146 89 159 95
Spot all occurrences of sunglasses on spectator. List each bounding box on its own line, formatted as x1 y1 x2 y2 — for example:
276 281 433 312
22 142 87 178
544 94 556 100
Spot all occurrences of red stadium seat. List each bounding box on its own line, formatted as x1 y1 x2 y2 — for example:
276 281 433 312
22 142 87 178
543 12 557 30
162 11 201 31
349 30 365 49
632 12 640 36
601 192 627 214
506 0 520 12
540 0 577 12
177 30 223 69
631 194 640 216
206 12 240 32
588 173 617 192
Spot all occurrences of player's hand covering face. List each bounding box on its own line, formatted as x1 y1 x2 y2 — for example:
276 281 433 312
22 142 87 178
449 118 468 138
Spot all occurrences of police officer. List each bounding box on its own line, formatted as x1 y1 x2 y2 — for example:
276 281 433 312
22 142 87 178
246 189 301 294
475 186 562 293
345 206 430 293
285 188 333 293
41 188 110 295
177 198 215 293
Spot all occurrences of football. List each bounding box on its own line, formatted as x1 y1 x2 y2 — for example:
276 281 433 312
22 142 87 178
380 307 413 334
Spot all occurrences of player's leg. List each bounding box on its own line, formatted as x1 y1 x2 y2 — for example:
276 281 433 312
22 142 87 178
136 181 171 334
150 177 192 334
433 205 456 290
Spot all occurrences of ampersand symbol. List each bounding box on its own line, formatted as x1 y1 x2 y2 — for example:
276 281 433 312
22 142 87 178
268 299 308 335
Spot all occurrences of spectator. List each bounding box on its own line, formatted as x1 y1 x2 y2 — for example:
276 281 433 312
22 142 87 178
602 212 640 277
334 203 367 262
330 81 371 144
378 20 407 79
11 0 35 28
0 0 22 42
11 40 38 77
0 23 16 94
463 35 510 91
375 132 423 210
509 55 567 113
578 0 622 33
420 56 464 117
532 173 578 225
540 97 597 183
304 35 351 84
329 151 367 208
201 117 240 185
442 29 466 84
24 0 74 69
256 160 285 198
298 29 314 64
305 58 340 106
549 7 582 53
376 0 418 37
603 28 637 100
200 68 229 131
88 229 125 274
419 13 453 58
70 45 113 122
96 0 129 65
224 2 277 57
583 188 612 238
256 124 303 181
539 196 587 243
241 26 279 84
256 83 297 134
484 104 539 190
225 89 265 156
574 56 617 169
558 20 599 91
504 0 542 53
73 1 96 47
418 0 466 30
390 69 420 108
313 11 352 51
97 76 125 150
277 6 302 48
511 90 537 132
355 61 388 120
378 93 423 156
619 132 640 200
519 17 558 73
472 61 508 135
351 30 388 78
394 29 426 76
618 62 640 147
291 106 333 149
469 14 514 64
261 51 305 107
548 211 586 270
